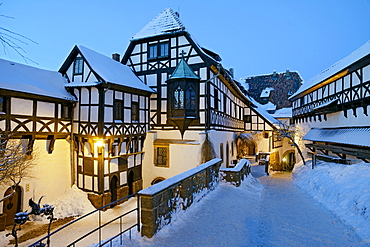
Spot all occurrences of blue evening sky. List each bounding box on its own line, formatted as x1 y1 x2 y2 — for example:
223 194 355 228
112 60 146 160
1 0 370 82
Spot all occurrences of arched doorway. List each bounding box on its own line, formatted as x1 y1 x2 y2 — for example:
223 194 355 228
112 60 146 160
109 175 118 206
128 170 134 195
282 150 296 171
3 186 22 226
151 177 165 185
236 133 257 158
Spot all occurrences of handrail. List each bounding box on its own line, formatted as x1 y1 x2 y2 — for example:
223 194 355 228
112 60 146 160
28 193 139 247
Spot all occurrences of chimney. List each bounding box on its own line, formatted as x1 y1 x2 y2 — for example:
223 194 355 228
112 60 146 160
112 53 120 62
229 68 234 78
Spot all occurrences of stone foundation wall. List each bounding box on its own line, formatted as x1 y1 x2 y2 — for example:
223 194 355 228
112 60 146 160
220 159 251 186
138 158 222 238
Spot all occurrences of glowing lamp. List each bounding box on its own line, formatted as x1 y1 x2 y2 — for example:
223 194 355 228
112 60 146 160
95 140 104 147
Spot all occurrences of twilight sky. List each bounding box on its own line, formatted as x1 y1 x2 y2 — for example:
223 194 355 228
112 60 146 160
1 0 370 83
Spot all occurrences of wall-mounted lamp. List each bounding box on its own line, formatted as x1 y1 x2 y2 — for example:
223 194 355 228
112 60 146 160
95 140 104 147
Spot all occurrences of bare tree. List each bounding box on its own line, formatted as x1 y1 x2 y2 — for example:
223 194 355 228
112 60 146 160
0 4 37 63
0 132 36 202
275 121 306 166
200 132 217 164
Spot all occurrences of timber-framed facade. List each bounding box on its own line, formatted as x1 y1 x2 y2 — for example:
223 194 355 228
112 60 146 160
290 40 370 164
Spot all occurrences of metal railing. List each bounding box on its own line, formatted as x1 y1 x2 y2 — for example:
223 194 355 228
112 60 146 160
28 193 140 247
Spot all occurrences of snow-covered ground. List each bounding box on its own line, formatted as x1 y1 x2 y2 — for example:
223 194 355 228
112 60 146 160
2 161 369 246
293 160 370 243
94 163 368 246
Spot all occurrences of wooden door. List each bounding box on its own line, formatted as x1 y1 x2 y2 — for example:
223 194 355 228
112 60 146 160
3 186 22 226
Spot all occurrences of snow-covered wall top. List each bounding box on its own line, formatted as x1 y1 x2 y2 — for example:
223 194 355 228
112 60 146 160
0 58 75 101
139 158 222 196
77 46 154 93
132 8 185 40
291 40 370 99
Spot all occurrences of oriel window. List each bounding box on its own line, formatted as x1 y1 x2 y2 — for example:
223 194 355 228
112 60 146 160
174 86 184 109
73 57 83 75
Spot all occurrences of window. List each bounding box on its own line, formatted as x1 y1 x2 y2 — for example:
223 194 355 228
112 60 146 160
174 86 184 109
148 42 169 60
114 100 123 120
185 86 196 110
132 102 139 122
154 146 169 167
61 104 71 119
214 88 219 111
159 43 169 57
0 97 4 113
244 115 251 123
73 57 83 75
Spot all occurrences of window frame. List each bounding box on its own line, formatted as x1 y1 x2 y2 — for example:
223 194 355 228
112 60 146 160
113 99 123 121
154 145 169 167
131 101 139 122
148 42 169 60
61 104 71 119
0 96 5 113
73 57 83 75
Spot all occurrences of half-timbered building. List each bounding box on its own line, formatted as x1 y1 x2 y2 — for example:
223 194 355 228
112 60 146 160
59 45 153 207
122 8 278 186
290 40 370 165
0 58 76 224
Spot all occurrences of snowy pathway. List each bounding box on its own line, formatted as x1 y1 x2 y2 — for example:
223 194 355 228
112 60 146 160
124 164 364 247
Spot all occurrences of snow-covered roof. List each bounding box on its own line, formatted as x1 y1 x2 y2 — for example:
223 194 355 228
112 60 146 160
132 8 185 40
247 96 279 125
291 40 370 99
303 127 370 147
0 58 75 101
271 107 292 118
76 46 153 93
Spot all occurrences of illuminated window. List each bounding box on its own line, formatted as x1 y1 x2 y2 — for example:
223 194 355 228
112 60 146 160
174 86 184 109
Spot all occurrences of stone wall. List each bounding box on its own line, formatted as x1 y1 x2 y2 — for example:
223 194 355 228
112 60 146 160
138 158 222 238
220 159 251 186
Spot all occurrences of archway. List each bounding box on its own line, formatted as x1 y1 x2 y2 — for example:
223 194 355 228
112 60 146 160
236 133 257 158
110 175 118 206
151 177 165 185
128 170 134 195
3 186 22 226
282 150 296 171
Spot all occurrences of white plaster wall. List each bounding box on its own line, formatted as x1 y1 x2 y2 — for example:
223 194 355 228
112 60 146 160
308 105 370 128
0 139 72 213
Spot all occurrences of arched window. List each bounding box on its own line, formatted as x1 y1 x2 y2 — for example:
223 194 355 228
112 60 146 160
174 86 184 109
185 86 196 110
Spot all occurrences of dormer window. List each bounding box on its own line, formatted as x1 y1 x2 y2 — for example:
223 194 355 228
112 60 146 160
148 42 169 60
73 57 83 75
